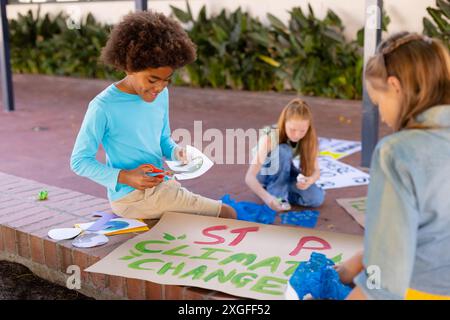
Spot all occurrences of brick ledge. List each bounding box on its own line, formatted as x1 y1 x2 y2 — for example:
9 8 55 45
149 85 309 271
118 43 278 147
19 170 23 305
0 172 238 300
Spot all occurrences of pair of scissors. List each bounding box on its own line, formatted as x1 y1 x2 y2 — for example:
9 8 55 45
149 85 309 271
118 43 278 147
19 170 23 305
145 164 174 180
146 157 203 180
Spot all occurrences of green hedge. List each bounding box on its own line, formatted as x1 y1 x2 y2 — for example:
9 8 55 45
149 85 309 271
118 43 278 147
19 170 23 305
423 0 450 46
9 1 446 100
10 8 122 79
171 4 367 99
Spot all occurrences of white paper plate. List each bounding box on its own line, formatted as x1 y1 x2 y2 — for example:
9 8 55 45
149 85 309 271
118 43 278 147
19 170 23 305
72 232 109 248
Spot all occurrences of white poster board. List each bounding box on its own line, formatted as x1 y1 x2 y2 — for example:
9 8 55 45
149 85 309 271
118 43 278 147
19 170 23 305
315 157 370 190
319 138 362 160
86 213 363 300
336 197 367 227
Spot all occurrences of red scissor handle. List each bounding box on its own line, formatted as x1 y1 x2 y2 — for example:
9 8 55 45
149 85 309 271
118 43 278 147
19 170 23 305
147 164 165 173
145 164 173 179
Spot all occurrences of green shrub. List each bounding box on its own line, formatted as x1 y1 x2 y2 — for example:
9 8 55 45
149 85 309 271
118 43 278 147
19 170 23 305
9 3 397 100
170 4 284 91
10 8 123 79
423 0 450 48
267 5 364 99
171 2 366 99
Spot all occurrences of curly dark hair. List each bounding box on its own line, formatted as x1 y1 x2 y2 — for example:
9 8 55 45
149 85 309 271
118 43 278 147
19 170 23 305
101 11 197 72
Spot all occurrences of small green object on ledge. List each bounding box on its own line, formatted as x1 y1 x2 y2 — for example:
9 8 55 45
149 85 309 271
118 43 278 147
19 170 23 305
38 190 48 201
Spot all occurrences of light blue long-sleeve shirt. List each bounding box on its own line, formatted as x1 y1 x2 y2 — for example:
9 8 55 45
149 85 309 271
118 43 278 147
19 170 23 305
70 84 178 202
354 105 450 299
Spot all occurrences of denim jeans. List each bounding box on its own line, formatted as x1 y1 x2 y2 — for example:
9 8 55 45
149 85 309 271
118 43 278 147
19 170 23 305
256 143 325 208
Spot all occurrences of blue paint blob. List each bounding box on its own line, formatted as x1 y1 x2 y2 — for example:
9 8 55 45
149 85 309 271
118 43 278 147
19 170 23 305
103 220 130 231
221 194 277 224
222 195 320 228
279 210 320 228
289 252 352 300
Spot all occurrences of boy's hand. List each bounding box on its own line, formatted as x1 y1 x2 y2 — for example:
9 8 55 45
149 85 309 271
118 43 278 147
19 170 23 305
118 164 164 190
175 147 190 164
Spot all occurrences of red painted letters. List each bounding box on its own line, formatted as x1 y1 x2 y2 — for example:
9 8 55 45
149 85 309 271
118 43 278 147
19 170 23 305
194 225 260 246
289 236 331 256
228 227 259 246
193 225 228 245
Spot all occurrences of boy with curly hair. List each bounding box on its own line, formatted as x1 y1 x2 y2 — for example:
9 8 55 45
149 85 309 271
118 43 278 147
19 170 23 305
70 11 236 220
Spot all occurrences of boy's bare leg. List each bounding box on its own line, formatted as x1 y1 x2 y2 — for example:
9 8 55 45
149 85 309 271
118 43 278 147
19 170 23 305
219 204 237 219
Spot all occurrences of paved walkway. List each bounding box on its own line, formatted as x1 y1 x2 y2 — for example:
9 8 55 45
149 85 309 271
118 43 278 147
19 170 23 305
0 74 391 236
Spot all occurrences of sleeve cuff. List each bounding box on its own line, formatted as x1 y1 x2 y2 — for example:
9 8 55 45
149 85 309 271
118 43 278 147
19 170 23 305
110 168 123 192
354 271 404 300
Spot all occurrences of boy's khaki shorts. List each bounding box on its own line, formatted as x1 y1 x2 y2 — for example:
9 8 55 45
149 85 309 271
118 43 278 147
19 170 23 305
110 180 222 220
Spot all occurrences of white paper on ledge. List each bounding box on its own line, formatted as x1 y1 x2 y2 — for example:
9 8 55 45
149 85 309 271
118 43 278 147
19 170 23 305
165 145 214 180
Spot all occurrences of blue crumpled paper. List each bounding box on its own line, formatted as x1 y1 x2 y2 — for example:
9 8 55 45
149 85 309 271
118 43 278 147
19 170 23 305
289 252 352 300
221 194 277 224
221 195 320 227
279 210 320 228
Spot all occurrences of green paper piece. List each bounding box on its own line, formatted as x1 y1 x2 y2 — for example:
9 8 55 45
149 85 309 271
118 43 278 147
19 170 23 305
37 190 48 201
331 253 343 264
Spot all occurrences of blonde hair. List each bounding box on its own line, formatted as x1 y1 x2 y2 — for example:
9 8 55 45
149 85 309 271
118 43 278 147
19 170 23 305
277 99 318 176
365 32 450 130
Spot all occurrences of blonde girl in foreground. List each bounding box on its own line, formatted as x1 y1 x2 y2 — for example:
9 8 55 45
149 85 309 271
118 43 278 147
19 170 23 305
337 32 450 300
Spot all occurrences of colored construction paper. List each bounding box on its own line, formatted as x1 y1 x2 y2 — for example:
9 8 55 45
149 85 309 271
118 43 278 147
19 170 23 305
86 211 119 232
75 218 149 236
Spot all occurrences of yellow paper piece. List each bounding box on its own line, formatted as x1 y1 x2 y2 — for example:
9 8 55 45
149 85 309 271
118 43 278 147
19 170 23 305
406 288 450 300
319 150 345 159
106 226 149 236
75 218 149 236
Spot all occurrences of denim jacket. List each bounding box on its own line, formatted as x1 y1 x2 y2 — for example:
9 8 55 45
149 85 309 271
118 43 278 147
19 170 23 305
354 105 450 299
